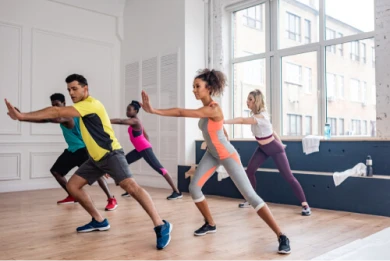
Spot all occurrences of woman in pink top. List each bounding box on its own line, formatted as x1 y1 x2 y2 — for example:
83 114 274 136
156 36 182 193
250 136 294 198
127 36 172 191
111 100 182 200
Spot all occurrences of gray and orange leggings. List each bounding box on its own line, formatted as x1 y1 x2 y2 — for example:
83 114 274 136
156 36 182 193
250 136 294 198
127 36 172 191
189 150 265 211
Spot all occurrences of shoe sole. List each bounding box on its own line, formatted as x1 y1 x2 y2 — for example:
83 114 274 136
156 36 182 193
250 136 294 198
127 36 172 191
105 204 118 211
121 194 131 197
301 212 311 216
57 201 78 205
194 229 217 236
238 205 251 208
167 195 183 200
157 223 173 250
77 224 111 233
278 249 291 254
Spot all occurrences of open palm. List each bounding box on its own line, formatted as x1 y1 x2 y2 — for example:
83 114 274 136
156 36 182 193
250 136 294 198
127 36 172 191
141 90 154 114
4 99 22 120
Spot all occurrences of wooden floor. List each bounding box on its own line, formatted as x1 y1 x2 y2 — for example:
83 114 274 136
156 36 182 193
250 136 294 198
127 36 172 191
1 185 390 260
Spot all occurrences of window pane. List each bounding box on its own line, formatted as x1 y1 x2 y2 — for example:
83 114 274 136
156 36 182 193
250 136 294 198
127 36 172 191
325 0 374 39
233 4 265 58
326 38 376 137
233 59 266 138
282 52 318 136
280 0 319 49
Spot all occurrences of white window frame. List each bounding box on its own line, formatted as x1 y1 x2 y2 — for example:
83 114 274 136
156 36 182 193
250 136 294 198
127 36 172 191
227 0 375 140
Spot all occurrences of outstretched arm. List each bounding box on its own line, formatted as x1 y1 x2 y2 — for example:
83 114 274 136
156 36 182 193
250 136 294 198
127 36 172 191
110 118 139 126
5 99 80 121
141 91 219 119
224 117 257 125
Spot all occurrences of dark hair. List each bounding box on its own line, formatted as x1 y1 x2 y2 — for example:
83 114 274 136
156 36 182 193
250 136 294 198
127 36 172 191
50 93 65 103
195 69 226 97
65 74 88 87
129 100 141 112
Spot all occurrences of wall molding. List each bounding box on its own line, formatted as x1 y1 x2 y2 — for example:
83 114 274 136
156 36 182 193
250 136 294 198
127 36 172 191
29 27 115 136
0 142 66 146
29 151 61 179
0 21 22 135
0 153 21 181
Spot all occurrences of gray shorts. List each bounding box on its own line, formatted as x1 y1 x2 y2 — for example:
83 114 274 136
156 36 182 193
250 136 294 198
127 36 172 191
76 149 132 185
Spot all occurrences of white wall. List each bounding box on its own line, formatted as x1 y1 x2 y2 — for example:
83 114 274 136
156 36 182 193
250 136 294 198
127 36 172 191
122 0 205 189
0 0 123 192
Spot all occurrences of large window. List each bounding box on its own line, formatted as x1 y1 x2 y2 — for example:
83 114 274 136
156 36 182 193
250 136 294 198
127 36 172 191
282 52 318 136
305 115 312 135
304 19 311 44
326 28 336 53
339 118 344 135
287 114 302 135
243 5 263 30
233 3 265 58
286 12 301 42
230 0 375 138
350 41 360 62
327 117 337 135
361 43 367 64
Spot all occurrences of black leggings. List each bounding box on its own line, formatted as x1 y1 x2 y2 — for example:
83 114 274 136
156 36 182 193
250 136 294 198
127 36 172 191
125 148 167 175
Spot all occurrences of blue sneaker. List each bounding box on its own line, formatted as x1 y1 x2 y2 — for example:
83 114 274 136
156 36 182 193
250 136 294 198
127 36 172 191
76 218 110 233
154 220 172 250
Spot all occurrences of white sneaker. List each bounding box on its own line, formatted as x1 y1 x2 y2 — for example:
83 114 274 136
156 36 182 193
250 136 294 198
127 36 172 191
238 201 251 208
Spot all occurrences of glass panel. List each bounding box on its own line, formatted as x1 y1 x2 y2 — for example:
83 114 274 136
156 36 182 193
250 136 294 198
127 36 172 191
279 0 319 49
326 38 376 137
233 59 266 138
282 52 318 136
325 0 374 39
233 4 266 58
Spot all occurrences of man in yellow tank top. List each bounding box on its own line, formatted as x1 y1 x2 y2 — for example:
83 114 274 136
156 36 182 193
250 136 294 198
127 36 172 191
5 74 172 250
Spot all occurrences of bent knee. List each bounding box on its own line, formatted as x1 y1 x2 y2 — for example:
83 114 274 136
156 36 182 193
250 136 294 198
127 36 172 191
120 178 141 195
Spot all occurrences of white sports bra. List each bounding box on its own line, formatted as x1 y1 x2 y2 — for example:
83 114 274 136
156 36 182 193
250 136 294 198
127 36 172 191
251 111 274 139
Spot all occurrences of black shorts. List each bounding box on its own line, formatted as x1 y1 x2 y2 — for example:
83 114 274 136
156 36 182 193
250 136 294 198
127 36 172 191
76 149 132 185
50 148 89 176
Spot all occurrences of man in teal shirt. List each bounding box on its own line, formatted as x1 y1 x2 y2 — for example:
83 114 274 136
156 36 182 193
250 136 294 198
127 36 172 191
21 93 118 211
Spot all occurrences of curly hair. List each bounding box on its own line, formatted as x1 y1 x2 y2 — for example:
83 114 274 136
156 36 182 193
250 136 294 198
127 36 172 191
195 69 227 96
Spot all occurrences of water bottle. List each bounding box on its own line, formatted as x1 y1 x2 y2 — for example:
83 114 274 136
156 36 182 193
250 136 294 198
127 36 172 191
366 155 373 177
324 123 331 140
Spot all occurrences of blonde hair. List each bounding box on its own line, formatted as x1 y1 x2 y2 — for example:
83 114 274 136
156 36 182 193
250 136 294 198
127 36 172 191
248 89 267 114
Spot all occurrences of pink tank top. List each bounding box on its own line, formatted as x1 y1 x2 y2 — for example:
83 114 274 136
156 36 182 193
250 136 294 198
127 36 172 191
128 125 152 152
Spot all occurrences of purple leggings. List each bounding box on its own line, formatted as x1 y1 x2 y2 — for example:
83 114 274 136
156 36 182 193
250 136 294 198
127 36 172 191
246 140 307 203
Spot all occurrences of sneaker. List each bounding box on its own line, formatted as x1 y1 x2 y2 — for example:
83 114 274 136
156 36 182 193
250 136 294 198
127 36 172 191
105 197 118 211
278 235 291 254
76 218 110 233
154 220 172 250
57 195 77 204
238 201 251 208
167 191 183 200
302 206 311 216
194 222 217 236
121 192 131 197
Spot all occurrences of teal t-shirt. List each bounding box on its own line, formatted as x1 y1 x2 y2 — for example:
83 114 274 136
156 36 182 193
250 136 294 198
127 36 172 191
60 117 86 153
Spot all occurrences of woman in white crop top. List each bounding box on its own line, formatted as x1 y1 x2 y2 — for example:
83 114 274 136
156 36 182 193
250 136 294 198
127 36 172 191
224 89 311 216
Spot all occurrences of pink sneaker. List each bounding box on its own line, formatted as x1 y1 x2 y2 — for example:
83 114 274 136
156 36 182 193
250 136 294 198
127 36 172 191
57 195 77 204
105 197 118 211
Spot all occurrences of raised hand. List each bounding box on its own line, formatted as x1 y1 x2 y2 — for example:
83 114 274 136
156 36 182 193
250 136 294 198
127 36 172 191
140 90 154 114
4 99 23 120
